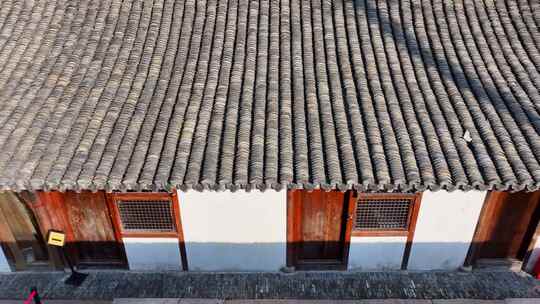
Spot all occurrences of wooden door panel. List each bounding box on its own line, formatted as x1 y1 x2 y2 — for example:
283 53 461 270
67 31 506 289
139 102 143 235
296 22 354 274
298 191 346 261
34 191 127 268
470 191 540 262
63 191 125 264
288 190 354 270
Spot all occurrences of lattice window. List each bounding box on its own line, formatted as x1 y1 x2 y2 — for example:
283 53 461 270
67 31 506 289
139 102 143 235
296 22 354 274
354 197 414 231
116 200 176 233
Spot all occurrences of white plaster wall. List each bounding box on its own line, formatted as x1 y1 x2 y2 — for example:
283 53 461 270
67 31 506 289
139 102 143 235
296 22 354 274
179 190 287 271
123 237 182 271
408 191 486 270
0 248 10 272
348 236 406 270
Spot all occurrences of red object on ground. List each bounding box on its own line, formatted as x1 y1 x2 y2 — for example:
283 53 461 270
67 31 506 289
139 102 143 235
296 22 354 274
24 290 36 304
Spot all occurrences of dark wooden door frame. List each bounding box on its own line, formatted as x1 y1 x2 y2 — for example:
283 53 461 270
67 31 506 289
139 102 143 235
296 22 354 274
286 190 356 270
465 191 502 266
465 191 540 267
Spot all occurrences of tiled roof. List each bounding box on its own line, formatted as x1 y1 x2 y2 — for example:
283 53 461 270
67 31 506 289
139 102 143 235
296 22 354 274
0 0 539 192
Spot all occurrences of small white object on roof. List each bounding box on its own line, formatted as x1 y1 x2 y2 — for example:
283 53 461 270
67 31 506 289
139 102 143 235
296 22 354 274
463 130 472 143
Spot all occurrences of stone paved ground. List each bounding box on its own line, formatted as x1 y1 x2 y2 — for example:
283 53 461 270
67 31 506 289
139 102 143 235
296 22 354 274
0 299 539 303
114 299 540 303
0 271 539 302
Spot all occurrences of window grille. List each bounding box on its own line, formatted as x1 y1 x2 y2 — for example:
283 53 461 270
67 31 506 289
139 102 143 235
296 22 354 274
354 197 413 230
116 200 176 232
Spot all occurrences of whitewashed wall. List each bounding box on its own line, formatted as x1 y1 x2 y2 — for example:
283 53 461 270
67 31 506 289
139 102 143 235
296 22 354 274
408 191 486 270
0 248 10 272
119 189 485 272
348 236 406 270
179 190 287 271
123 237 182 271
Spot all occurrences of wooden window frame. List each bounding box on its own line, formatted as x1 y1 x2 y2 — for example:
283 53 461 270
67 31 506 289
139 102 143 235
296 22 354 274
106 190 188 270
350 192 422 270
351 193 422 237
108 192 178 238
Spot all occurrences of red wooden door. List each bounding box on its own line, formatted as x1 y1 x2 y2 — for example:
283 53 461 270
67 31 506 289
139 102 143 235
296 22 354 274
470 191 540 262
62 191 127 266
35 191 127 268
287 190 354 270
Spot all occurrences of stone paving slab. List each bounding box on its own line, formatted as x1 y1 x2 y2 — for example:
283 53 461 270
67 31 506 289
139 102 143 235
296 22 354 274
180 300 225 304
114 299 181 304
0 301 110 304
113 300 225 304
224 301 434 304
109 300 534 304
0 271 539 301
432 300 505 303
0 300 539 303
225 301 432 304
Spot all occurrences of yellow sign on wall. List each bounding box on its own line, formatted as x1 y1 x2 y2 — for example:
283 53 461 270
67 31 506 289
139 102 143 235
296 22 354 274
47 231 66 247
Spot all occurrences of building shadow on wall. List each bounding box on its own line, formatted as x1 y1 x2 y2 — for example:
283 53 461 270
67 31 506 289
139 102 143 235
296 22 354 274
2 240 535 272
